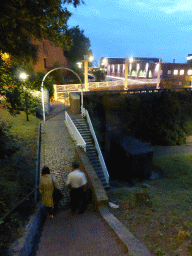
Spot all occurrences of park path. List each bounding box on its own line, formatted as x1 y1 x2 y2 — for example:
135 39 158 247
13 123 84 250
40 101 76 207
152 139 192 158
36 101 130 256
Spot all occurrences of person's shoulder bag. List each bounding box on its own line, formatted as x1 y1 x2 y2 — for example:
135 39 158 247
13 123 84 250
51 175 63 204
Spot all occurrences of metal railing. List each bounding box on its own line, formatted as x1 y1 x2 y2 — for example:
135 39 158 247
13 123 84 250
82 108 109 185
0 123 42 223
54 78 159 95
65 111 86 151
0 187 39 224
54 80 125 95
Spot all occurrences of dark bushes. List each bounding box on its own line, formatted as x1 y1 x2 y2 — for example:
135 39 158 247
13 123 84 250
85 90 192 146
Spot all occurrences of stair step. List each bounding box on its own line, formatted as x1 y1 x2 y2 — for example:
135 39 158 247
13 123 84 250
70 114 110 189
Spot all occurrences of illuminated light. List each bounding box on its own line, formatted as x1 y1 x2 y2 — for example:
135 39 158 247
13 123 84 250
102 58 107 66
20 72 28 80
129 57 134 63
77 62 82 68
187 56 192 61
188 70 192 75
1 52 10 61
89 56 94 62
137 63 140 72
173 70 178 75
180 70 184 75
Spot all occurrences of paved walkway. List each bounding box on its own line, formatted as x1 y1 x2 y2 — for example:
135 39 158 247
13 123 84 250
152 142 192 158
41 101 76 207
37 101 130 256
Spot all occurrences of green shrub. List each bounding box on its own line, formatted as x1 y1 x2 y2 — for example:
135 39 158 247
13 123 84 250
30 72 54 98
0 122 18 159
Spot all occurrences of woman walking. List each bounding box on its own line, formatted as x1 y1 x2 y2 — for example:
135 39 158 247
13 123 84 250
39 166 60 219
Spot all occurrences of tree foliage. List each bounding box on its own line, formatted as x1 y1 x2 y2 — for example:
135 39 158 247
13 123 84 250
92 69 105 82
64 25 93 65
0 59 54 117
0 0 84 61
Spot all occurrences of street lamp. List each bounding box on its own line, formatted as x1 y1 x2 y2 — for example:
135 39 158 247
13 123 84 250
77 62 82 68
19 72 29 121
83 55 94 91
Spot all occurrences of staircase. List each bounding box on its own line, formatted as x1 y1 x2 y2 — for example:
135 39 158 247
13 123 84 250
70 114 109 189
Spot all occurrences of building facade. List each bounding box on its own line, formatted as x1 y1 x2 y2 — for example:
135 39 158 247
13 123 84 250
32 37 70 73
101 57 192 87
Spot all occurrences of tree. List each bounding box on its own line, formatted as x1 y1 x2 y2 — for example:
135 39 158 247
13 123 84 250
92 69 105 82
0 0 84 61
64 25 92 66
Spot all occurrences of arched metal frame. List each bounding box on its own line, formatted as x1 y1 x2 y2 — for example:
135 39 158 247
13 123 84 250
41 67 83 122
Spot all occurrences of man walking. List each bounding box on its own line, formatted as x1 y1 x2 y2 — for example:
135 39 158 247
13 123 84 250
66 161 88 214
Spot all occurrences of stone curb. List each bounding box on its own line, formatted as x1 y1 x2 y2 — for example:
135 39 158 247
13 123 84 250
99 205 152 256
8 204 43 256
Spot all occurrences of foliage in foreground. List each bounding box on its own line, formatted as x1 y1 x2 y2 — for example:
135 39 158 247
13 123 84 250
0 106 39 252
0 59 54 116
0 0 84 61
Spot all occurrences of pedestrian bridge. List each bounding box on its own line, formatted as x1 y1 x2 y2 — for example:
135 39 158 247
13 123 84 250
53 76 159 102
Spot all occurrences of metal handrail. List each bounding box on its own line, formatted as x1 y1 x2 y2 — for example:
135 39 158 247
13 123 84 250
65 112 86 151
82 108 109 185
0 186 39 223
0 123 42 223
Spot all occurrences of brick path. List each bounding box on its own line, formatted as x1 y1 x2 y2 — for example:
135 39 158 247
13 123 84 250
40 101 76 207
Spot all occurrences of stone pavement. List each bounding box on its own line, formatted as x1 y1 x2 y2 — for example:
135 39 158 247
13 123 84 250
40 101 76 207
37 101 131 256
36 208 129 256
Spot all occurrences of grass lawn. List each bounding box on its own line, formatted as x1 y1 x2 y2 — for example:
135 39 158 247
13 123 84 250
108 153 192 255
0 103 40 252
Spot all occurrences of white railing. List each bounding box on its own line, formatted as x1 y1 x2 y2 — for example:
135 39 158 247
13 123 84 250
65 112 86 151
54 78 158 95
82 108 109 185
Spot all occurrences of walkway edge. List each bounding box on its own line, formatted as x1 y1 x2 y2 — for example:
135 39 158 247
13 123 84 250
99 205 152 256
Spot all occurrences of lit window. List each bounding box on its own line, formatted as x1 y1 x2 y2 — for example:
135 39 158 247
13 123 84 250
148 70 152 78
173 70 178 75
167 70 171 75
180 70 184 75
188 70 192 75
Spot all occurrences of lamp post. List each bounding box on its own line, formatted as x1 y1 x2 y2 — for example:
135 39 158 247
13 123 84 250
20 72 29 121
83 55 94 91
124 57 133 90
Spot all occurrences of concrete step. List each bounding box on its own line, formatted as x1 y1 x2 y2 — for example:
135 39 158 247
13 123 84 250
70 114 110 190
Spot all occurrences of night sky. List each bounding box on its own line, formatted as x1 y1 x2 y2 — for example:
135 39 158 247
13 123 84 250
66 0 192 65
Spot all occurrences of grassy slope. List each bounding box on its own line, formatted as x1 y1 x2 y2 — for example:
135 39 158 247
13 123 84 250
108 153 192 255
0 105 39 213
0 104 40 252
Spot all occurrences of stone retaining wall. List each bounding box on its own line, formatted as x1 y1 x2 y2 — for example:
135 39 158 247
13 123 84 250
75 146 109 210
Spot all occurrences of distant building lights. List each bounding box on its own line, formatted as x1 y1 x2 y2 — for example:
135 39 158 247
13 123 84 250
187 56 192 61
129 57 134 63
102 58 107 66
